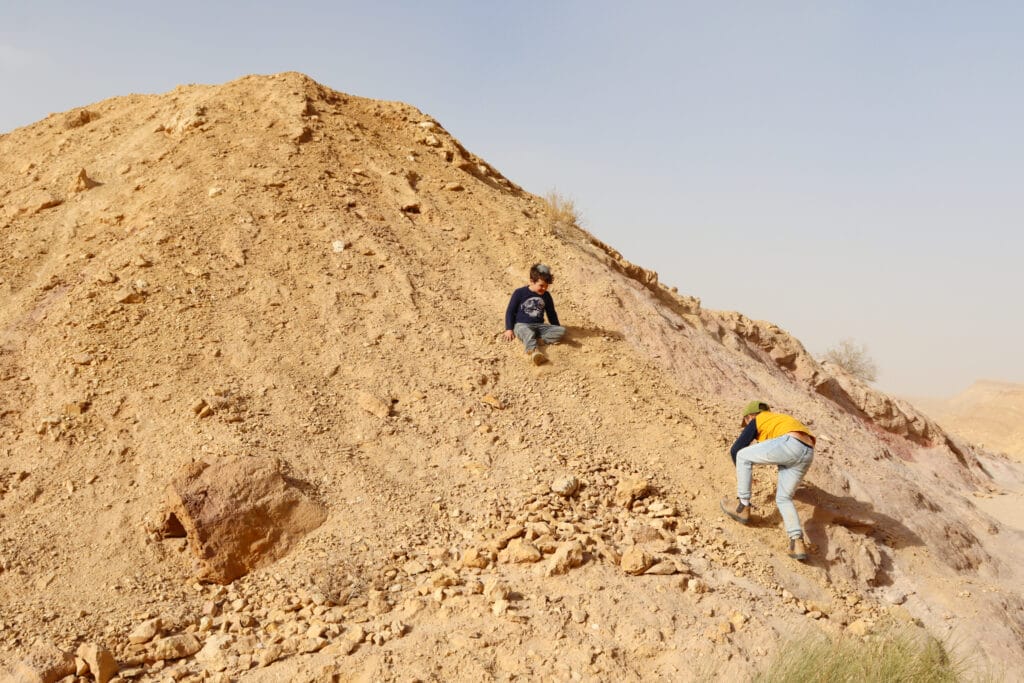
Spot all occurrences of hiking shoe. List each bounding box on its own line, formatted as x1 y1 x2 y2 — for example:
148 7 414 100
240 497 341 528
788 536 808 561
529 350 547 365
720 497 750 525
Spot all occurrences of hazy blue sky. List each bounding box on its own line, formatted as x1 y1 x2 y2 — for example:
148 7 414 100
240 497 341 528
3 1 1021 396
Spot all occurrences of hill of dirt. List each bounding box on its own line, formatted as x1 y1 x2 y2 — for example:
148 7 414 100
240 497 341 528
2 73 1023 681
911 381 1024 461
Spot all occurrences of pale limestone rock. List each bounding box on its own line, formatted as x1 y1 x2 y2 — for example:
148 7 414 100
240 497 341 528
8 643 76 683
504 538 542 563
195 634 232 672
76 643 118 683
347 624 367 643
644 560 678 575
320 607 345 624
128 617 162 644
620 546 653 575
496 525 525 549
357 391 391 418
95 270 118 284
298 638 327 654
258 644 283 667
115 288 145 304
550 475 580 498
483 578 511 601
460 547 491 569
614 477 650 507
544 540 584 576
402 559 428 575
70 169 98 192
148 634 201 661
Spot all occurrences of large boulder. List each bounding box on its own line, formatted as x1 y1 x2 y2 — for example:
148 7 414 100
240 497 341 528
161 456 327 583
4 642 75 683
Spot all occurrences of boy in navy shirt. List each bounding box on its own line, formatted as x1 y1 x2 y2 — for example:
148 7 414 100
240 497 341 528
503 263 565 364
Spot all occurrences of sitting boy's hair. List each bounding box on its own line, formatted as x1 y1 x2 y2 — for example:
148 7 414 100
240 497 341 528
530 263 554 284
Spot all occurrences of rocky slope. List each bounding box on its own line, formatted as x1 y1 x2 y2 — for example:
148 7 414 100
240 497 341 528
1 73 1022 681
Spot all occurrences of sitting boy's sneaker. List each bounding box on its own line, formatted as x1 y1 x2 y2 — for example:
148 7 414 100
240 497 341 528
788 536 808 561
720 497 750 525
529 350 547 365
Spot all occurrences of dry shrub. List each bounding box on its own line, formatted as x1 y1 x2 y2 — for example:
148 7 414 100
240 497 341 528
823 337 879 383
543 190 582 230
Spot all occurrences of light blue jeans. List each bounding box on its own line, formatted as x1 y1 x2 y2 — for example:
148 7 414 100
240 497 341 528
736 435 814 539
513 323 565 351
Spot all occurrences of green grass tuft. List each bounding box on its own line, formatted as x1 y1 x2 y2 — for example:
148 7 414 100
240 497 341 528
755 626 965 683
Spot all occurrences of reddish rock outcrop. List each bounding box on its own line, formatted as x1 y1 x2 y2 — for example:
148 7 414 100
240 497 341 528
162 456 326 584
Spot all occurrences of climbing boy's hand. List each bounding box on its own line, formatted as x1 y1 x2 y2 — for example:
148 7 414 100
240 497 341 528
503 330 515 341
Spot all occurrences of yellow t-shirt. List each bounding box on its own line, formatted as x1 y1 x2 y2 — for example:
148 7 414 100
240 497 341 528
755 411 813 442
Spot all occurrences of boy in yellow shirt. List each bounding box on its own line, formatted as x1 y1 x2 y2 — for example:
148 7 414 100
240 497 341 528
721 400 816 561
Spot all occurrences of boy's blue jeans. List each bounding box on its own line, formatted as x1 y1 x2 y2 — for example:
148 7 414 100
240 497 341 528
736 435 814 539
513 323 565 351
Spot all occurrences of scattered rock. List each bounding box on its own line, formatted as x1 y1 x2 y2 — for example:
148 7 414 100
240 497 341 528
114 288 145 304
62 400 90 416
402 559 428 575
7 642 76 683
75 644 116 683
543 540 585 576
63 108 97 129
480 394 504 409
195 634 232 672
128 617 162 644
620 546 654 575
644 560 679 575
614 477 650 507
550 475 580 498
503 538 542 563
495 525 525 549
70 168 99 192
148 634 202 661
483 579 511 601
257 644 283 667
357 391 391 418
460 547 491 569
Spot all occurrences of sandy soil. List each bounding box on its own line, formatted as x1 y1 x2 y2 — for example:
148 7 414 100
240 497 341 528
1 73 1023 681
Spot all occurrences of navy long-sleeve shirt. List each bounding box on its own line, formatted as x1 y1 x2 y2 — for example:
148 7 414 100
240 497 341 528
505 286 560 330
730 419 760 463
